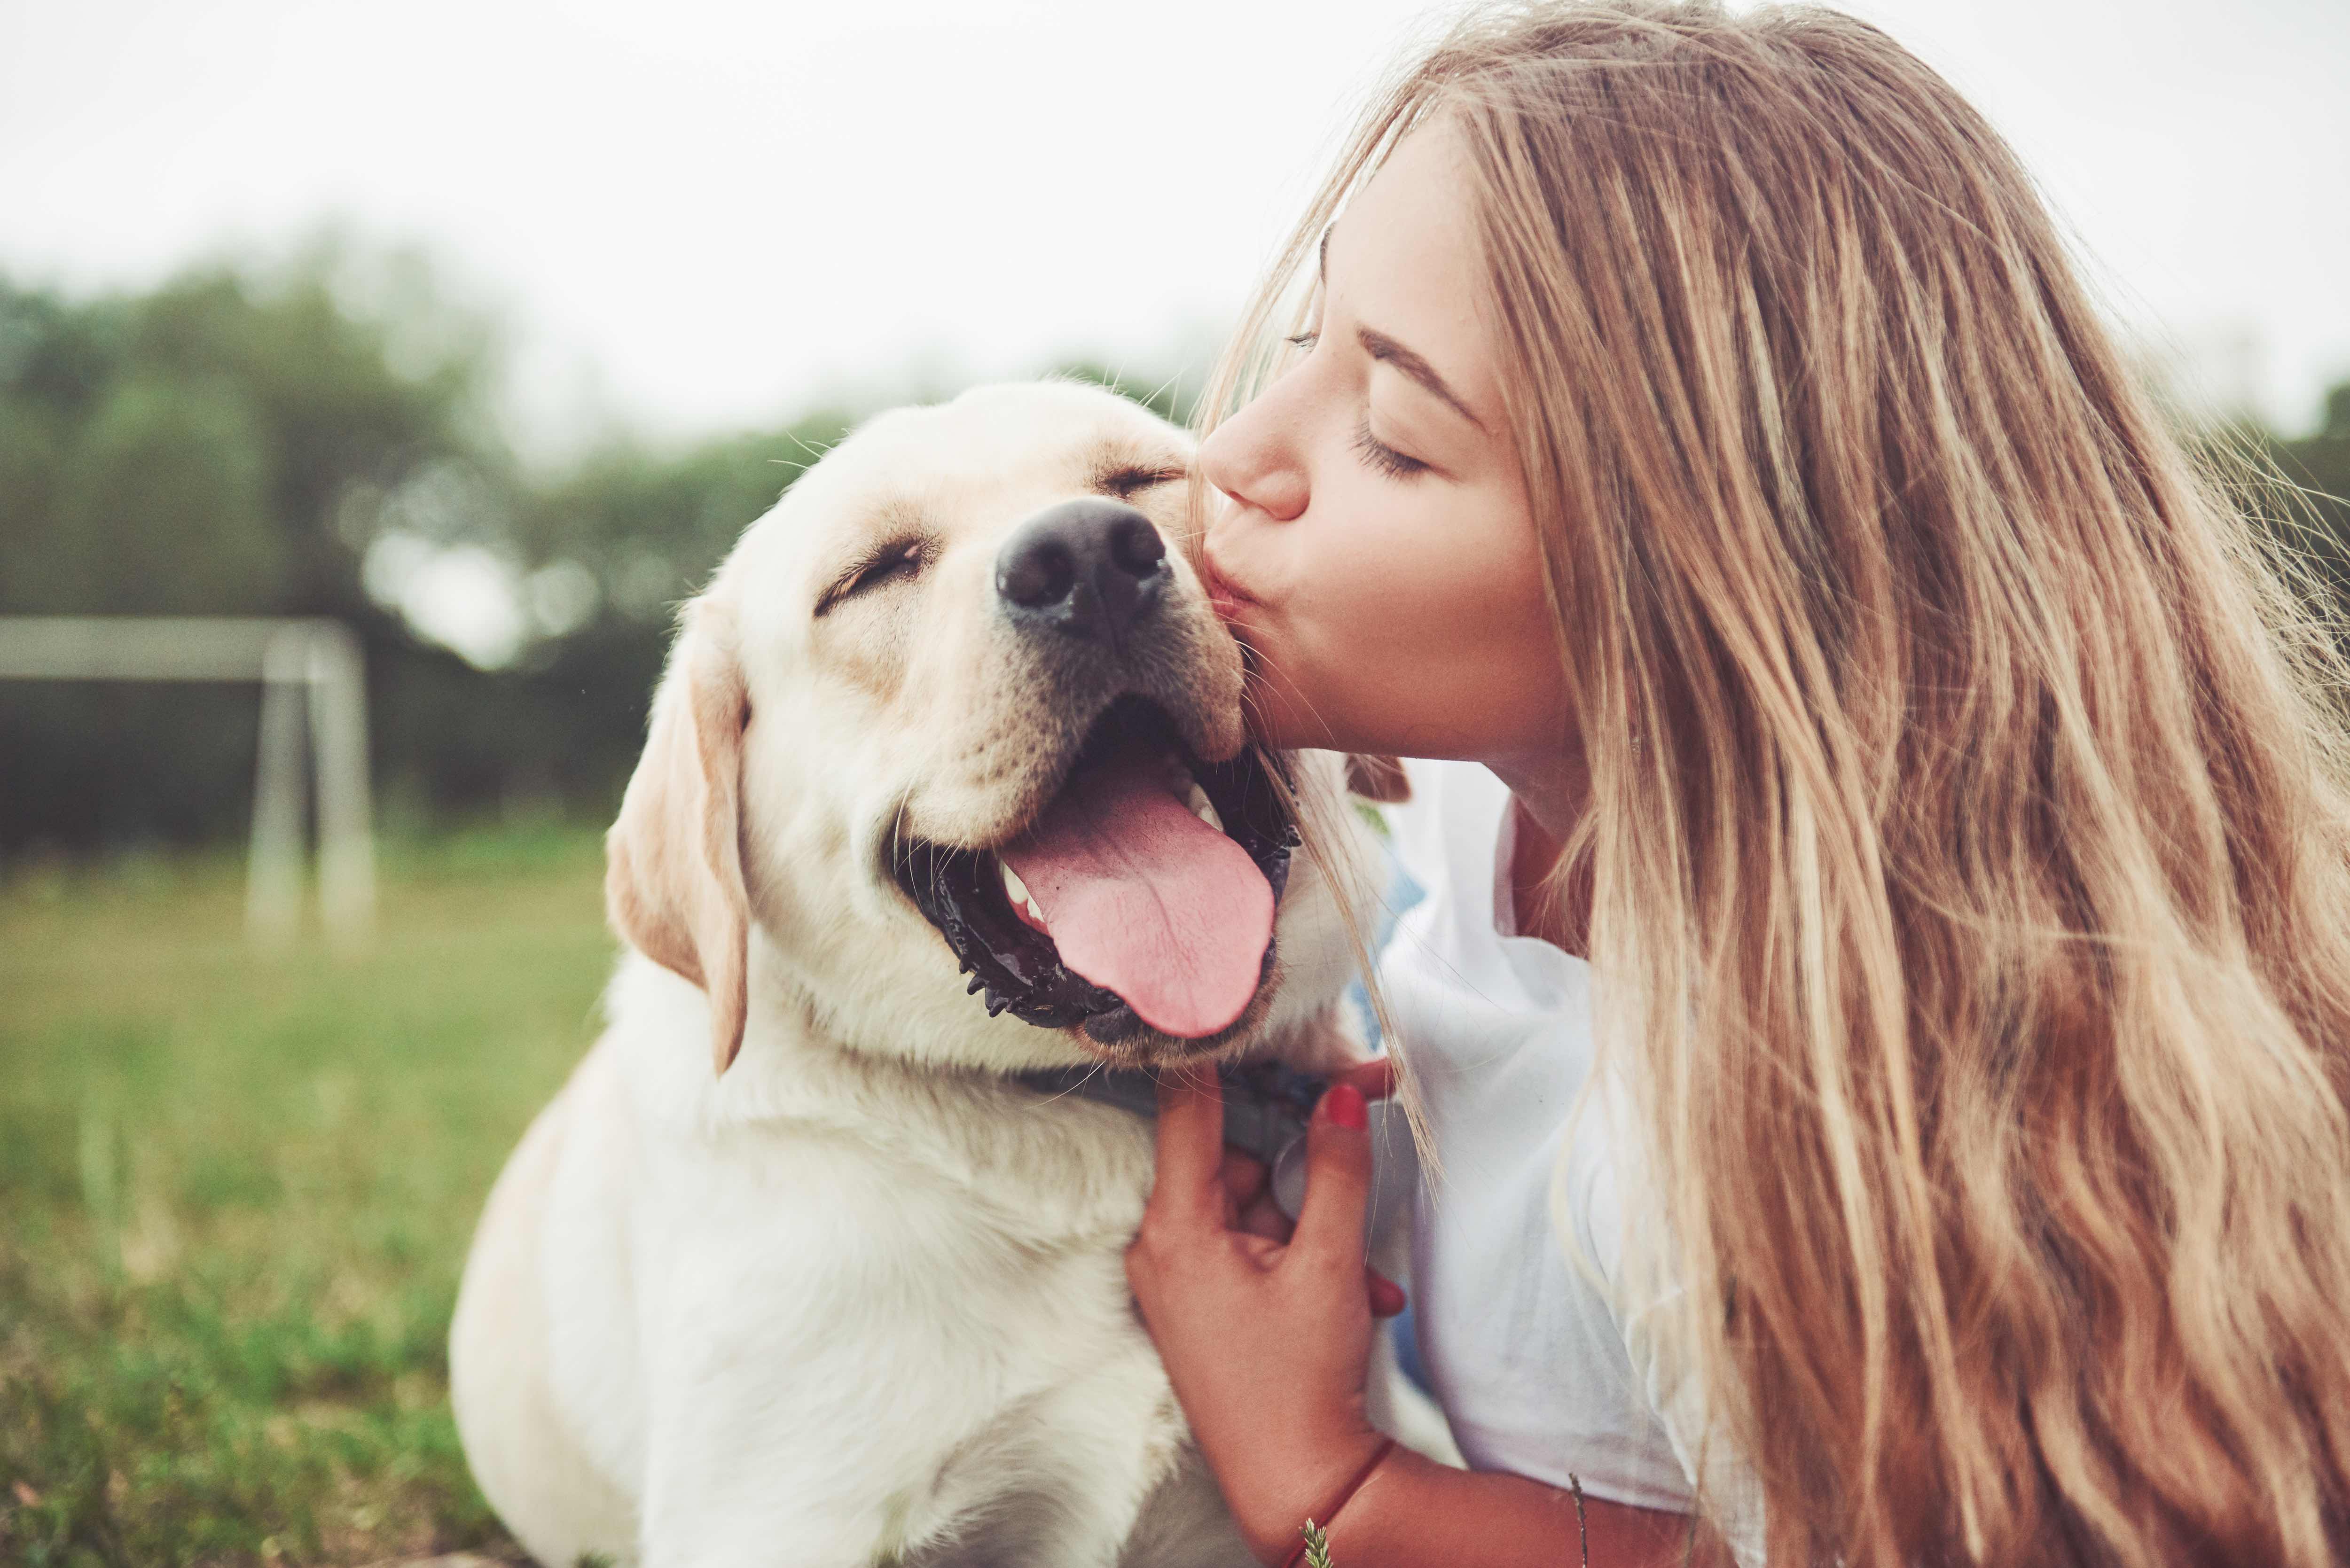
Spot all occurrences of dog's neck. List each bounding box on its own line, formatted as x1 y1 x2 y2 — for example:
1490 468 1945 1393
723 939 1332 1194
1011 1058 1327 1173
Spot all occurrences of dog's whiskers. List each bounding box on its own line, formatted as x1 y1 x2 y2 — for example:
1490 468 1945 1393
1023 1056 1119 1113
887 798 918 880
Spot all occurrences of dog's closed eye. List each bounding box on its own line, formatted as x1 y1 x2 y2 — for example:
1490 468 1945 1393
1097 464 1187 499
816 538 927 616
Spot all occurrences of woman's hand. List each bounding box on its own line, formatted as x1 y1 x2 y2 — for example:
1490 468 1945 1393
1125 1060 1405 1564
1132 1057 1733 1568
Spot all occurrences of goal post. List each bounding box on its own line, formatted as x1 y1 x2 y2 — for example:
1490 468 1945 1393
0 616 376 948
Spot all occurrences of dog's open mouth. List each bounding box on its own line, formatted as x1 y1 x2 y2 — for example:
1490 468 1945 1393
893 696 1298 1046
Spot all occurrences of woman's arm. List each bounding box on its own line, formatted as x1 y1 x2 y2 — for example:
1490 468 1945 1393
1309 1444 1728 1568
1125 1069 1730 1567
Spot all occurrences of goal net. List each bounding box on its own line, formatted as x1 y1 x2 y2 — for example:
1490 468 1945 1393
0 616 375 948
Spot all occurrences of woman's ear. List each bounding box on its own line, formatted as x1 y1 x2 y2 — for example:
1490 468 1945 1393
1345 754 1411 803
606 598 752 1075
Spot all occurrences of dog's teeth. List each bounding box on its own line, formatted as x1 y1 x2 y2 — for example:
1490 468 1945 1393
1023 896 1048 927
1000 859 1032 909
1166 756 1223 832
1185 782 1224 835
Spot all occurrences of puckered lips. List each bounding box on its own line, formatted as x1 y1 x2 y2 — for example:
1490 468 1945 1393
893 695 1299 1046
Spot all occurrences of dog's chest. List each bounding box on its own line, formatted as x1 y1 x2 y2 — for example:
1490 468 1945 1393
650 1101 1207 1561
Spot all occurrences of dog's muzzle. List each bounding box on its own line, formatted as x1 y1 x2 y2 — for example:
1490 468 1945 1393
890 498 1299 1052
995 499 1169 656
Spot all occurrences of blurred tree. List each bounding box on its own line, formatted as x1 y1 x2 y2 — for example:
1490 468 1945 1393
0 248 1204 857
515 421 848 620
2239 381 2350 628
0 256 505 851
2282 381 2350 516
49 377 282 613
480 418 855 811
0 394 68 609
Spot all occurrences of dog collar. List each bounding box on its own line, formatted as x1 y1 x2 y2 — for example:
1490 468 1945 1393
1013 1058 1328 1217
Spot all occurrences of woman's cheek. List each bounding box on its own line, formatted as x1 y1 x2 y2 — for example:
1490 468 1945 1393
1304 528 1457 747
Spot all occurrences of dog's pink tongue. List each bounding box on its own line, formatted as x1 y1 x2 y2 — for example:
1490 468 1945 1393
1000 749 1273 1038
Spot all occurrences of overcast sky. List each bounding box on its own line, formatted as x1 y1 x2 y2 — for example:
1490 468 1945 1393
4 0 2346 457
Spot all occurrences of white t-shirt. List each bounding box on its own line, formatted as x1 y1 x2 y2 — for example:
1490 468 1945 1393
1376 757 1767 1565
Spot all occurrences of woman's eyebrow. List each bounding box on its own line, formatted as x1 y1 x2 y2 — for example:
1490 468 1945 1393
1356 326 1486 432
1316 220 1486 432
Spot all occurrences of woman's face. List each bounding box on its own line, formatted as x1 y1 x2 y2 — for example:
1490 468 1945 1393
1198 118 1567 765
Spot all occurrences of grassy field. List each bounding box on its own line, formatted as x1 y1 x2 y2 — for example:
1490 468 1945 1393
0 824 619 1566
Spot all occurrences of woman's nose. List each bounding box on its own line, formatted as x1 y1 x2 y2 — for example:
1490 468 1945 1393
1198 400 1308 524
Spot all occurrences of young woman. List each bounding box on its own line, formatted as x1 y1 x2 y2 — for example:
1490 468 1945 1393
1119 4 2350 1566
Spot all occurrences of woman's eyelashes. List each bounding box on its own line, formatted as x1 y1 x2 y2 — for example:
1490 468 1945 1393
1282 328 1427 479
1352 416 1428 480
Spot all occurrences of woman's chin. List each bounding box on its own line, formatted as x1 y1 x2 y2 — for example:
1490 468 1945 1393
1248 697 1373 758
1247 713 1334 757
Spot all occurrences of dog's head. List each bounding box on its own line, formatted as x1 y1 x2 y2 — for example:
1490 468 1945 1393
606 380 1395 1077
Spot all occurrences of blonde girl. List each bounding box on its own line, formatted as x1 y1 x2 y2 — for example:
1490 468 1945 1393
1120 4 2350 1566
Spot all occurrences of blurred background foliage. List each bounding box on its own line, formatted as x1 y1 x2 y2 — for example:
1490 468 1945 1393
5 242 2339 864
0 244 1184 859
2256 382 2350 611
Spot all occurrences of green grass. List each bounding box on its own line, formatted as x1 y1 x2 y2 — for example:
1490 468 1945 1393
0 823 618 1565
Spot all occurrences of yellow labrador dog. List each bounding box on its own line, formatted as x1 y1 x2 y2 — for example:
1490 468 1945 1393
448 381 1421 1568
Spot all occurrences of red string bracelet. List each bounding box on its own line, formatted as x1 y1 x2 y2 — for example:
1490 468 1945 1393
1281 1436 1399 1568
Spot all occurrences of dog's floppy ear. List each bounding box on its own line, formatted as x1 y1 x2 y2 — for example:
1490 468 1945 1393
606 598 752 1075
1345 754 1411 804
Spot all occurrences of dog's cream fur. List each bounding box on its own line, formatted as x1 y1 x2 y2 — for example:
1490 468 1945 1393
449 382 1425 1568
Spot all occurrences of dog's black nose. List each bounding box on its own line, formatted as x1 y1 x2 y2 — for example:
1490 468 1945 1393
995 499 1169 650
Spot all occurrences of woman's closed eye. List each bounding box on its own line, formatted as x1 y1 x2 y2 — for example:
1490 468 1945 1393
1281 328 1430 479
1353 416 1428 480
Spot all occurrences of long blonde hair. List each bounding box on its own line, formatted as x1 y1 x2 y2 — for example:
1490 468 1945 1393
1197 5 2350 1564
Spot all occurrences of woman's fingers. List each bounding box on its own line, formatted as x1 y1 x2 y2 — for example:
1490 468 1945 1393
1292 1082 1375 1272
1149 1065 1229 1226
1150 1069 1399 1259
1340 1055 1398 1102
1221 1150 1277 1234
1220 1150 1269 1211
1237 1182 1293 1243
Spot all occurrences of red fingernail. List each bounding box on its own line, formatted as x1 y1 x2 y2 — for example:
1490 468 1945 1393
1324 1083 1367 1130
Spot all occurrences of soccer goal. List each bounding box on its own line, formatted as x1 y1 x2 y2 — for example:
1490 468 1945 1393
0 616 376 948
